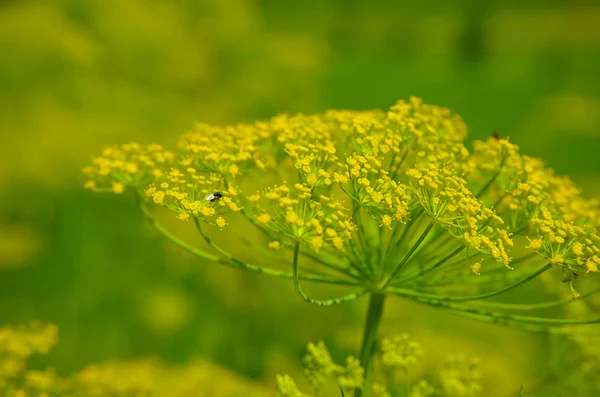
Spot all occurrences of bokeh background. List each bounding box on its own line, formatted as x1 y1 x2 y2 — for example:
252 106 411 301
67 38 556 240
1 0 599 395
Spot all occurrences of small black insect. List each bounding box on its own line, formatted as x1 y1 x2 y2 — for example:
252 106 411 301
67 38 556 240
491 131 502 140
205 191 223 202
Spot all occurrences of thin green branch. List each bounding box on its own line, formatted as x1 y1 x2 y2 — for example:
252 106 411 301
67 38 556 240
475 170 501 199
415 298 600 326
292 242 367 306
469 287 600 311
397 244 467 285
301 249 363 280
383 221 435 288
389 263 552 302
420 252 541 287
415 299 600 334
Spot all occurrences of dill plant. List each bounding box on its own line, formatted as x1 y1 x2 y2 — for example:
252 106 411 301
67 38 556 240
83 97 600 396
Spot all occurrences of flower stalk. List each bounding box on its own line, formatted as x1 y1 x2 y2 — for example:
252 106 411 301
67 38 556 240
356 292 386 397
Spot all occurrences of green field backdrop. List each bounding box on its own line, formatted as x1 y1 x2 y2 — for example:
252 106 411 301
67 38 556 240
1 1 599 396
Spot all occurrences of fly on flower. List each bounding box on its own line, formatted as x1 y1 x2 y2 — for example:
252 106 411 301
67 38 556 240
205 191 223 202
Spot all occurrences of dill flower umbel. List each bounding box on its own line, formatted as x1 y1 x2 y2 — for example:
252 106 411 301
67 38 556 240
84 97 600 395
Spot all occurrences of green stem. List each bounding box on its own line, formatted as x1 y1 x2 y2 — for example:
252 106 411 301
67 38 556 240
292 242 367 306
394 294 599 334
475 170 501 198
468 287 600 311
414 298 600 325
383 221 434 288
397 244 466 285
355 293 386 397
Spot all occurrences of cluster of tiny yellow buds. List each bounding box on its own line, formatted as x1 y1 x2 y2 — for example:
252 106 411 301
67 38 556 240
293 341 364 395
268 241 281 250
409 380 438 397
548 176 600 225
438 355 482 397
82 143 174 194
492 155 596 236
274 113 341 150
527 211 600 275
407 165 512 266
251 183 354 252
24 368 57 393
70 358 273 397
0 322 58 359
2 321 275 397
387 97 467 144
471 260 483 276
380 334 423 370
337 356 365 392
271 113 341 186
341 153 411 226
416 141 470 171
145 168 240 224
463 136 599 242
324 109 407 162
370 383 392 397
0 322 58 388
341 115 390 155
302 341 336 388
504 175 551 230
177 122 272 177
275 374 307 397
283 140 337 187
74 359 159 396
468 136 520 174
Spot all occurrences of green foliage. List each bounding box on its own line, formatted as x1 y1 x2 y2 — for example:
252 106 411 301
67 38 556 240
1 1 600 397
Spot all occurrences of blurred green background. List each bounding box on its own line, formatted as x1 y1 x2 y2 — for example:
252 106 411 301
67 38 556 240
1 0 599 395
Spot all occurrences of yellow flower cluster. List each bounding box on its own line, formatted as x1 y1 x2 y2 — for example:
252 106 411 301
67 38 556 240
277 337 484 397
144 168 241 223
275 114 338 188
409 380 437 397
342 153 412 228
527 209 600 275
400 354 482 397
177 122 273 177
1 323 269 397
380 333 423 370
82 143 174 194
275 341 371 397
463 135 600 277
300 341 364 394
387 97 467 144
406 166 512 267
438 355 482 397
71 359 270 397
0 322 58 392
466 136 521 177
251 184 355 252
